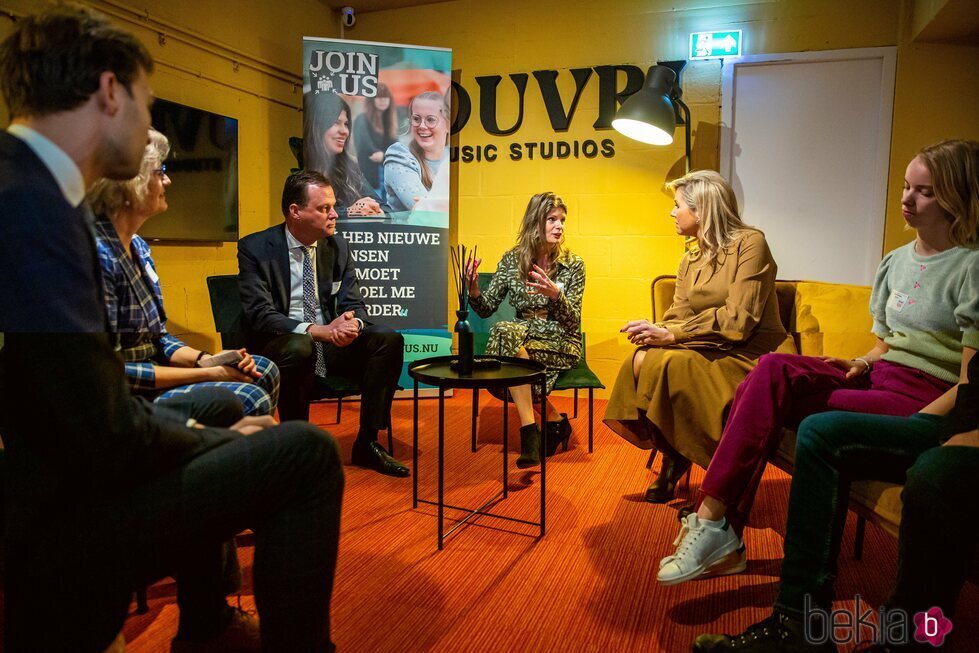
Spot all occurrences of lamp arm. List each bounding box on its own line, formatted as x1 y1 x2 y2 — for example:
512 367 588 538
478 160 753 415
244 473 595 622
674 95 692 173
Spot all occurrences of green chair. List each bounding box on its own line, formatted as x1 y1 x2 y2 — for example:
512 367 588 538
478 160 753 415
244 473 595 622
551 332 604 452
469 272 604 453
205 275 394 452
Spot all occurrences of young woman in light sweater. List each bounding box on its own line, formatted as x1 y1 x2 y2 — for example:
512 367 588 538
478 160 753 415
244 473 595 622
383 91 449 213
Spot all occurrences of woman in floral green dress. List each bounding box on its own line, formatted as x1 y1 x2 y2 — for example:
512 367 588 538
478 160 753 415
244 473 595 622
466 192 586 468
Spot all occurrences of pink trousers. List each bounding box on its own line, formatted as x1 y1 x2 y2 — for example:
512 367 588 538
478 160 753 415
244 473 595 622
698 354 953 533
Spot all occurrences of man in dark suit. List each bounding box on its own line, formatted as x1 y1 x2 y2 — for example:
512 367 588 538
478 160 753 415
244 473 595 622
238 170 409 477
0 6 342 652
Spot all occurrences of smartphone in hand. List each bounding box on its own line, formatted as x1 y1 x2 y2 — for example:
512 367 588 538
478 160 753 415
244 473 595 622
198 350 244 368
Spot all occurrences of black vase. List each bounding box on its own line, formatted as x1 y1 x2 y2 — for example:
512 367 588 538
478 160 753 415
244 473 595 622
455 309 474 376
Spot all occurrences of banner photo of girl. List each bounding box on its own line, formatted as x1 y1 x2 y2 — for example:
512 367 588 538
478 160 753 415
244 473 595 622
302 37 452 375
302 39 451 228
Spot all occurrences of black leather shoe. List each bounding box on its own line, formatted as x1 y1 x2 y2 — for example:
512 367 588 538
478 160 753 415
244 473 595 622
644 450 691 503
544 413 572 457
352 440 410 477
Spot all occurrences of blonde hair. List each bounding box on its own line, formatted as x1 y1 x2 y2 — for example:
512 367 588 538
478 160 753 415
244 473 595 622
407 91 450 190
514 192 568 279
88 128 169 217
666 169 757 264
916 139 979 247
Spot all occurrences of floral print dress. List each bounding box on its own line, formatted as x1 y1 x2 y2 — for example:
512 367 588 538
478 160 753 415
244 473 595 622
469 248 585 397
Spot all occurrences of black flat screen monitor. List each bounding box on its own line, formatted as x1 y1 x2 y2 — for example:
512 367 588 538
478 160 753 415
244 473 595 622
141 99 239 242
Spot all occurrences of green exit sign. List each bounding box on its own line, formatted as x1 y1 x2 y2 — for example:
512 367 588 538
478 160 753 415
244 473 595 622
689 30 742 59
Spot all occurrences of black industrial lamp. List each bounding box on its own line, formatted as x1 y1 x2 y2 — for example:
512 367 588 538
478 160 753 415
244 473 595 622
612 64 691 172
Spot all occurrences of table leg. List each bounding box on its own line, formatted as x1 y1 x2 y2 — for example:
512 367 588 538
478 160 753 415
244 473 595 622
471 388 479 452
438 385 445 551
502 388 509 498
412 378 419 508
539 380 546 538
588 387 594 454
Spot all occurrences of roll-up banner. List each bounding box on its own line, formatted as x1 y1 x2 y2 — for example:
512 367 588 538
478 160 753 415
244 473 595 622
302 37 452 391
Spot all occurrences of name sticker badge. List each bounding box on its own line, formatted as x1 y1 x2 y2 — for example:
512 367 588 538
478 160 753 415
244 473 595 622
887 290 910 312
144 263 160 284
331 281 342 295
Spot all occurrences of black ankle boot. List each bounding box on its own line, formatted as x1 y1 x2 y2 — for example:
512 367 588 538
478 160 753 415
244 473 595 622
693 611 835 652
545 413 571 457
644 450 691 503
516 423 541 469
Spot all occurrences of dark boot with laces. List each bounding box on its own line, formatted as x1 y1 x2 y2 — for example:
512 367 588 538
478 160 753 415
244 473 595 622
693 611 834 652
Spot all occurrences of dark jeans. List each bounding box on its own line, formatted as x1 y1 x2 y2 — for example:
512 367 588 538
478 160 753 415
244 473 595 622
5 422 344 653
776 411 979 622
262 326 403 431
154 385 245 426
891 444 979 617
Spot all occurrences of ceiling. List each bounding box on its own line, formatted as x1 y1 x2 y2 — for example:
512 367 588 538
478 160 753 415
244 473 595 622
912 0 979 44
317 0 979 42
319 0 455 13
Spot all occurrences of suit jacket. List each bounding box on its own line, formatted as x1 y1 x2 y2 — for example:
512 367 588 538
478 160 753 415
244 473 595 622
0 130 235 521
0 131 106 333
237 223 368 349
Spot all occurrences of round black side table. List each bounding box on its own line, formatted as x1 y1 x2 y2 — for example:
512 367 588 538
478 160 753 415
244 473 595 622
408 355 547 549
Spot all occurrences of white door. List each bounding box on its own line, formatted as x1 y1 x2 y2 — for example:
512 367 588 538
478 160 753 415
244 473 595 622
720 47 896 285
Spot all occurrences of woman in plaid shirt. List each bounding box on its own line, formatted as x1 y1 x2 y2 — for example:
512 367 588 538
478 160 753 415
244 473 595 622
88 128 279 416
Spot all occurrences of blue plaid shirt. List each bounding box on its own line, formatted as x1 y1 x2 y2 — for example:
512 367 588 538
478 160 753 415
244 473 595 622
95 219 187 392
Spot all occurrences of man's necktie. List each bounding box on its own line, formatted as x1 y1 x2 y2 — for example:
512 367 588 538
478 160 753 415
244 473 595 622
302 246 327 377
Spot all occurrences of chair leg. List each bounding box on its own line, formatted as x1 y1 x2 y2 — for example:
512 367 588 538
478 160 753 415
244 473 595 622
335 397 342 424
587 388 594 453
387 416 394 455
682 467 691 491
471 388 479 452
646 449 657 469
572 388 579 419
854 515 866 560
135 586 149 614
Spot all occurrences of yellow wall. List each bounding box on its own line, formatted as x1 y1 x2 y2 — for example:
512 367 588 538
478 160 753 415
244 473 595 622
3 0 977 397
351 0 977 396
885 41 979 252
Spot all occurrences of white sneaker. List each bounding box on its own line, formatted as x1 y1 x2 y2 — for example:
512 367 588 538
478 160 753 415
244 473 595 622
657 513 744 586
700 546 747 579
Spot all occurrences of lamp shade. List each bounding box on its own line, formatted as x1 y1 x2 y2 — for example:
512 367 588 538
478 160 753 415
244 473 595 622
612 65 678 145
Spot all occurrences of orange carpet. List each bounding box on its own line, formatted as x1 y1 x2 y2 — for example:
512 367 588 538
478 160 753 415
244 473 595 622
122 392 979 652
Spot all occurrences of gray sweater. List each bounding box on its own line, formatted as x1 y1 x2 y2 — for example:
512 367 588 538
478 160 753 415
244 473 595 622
870 241 979 383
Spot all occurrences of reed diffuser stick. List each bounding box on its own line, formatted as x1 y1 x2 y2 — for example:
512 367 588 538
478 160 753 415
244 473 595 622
450 243 473 312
